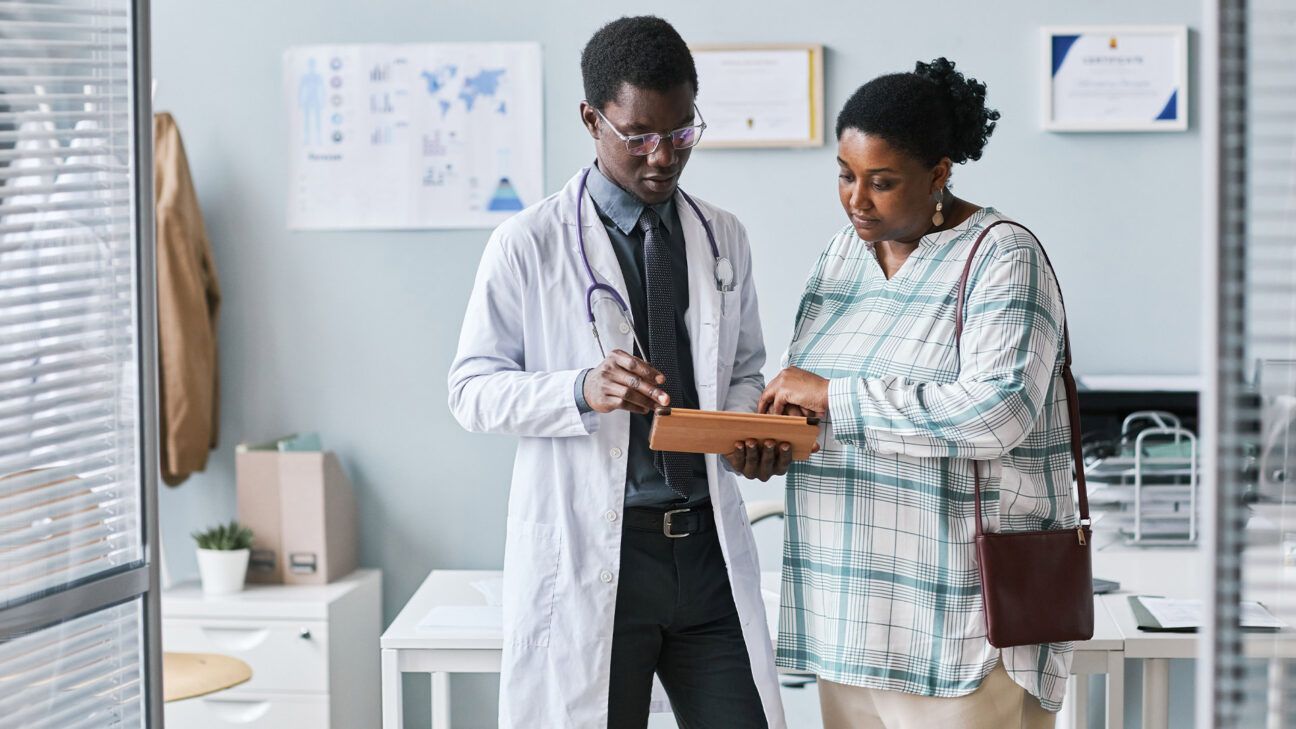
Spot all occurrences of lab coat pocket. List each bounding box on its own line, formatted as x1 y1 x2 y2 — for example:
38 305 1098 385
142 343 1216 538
502 517 561 647
717 284 744 364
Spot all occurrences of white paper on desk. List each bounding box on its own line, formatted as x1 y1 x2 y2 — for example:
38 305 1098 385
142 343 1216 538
471 578 504 607
1141 597 1287 630
1241 602 1287 629
416 606 503 631
1139 597 1202 629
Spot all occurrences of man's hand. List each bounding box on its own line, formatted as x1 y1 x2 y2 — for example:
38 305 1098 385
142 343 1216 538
758 366 830 416
583 349 670 415
724 439 793 482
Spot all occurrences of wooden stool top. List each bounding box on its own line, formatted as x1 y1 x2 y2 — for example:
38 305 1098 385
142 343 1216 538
162 652 252 703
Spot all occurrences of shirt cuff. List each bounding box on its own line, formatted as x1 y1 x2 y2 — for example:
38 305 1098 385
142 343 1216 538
827 376 862 445
574 368 594 414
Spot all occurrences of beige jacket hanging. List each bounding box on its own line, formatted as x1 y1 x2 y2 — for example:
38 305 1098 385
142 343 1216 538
154 112 220 486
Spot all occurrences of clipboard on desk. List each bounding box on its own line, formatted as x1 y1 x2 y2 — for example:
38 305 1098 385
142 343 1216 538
648 407 820 460
1129 595 1286 632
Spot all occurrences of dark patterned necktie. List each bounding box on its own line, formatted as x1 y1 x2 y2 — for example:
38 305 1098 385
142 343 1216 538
638 207 691 501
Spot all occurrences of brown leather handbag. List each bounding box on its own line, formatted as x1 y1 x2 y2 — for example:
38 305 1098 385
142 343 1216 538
954 220 1094 649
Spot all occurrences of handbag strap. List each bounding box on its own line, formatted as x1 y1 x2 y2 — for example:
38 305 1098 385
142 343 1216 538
952 219 1090 537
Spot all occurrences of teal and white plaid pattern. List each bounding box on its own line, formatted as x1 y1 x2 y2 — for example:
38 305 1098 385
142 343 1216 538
777 208 1075 711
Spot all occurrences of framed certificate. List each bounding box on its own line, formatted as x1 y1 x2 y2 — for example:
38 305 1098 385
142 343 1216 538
1042 26 1188 132
690 44 824 148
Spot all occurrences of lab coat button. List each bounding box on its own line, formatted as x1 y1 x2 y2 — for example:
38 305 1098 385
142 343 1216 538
605 510 618 522
618 321 631 334
610 447 623 459
600 570 614 584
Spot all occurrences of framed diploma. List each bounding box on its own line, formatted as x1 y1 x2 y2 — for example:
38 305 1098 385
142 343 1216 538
1042 26 1188 132
690 44 825 148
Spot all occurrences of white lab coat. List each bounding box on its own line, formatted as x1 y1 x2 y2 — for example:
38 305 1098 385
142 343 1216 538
448 170 786 729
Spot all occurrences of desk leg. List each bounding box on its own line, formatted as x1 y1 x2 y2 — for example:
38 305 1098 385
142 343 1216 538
382 649 403 729
1268 657 1288 729
431 672 451 729
1063 672 1089 729
1141 658 1168 729
1106 651 1124 729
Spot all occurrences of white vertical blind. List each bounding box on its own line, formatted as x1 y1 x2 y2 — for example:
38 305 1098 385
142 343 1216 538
1209 0 1296 725
0 0 151 725
0 599 143 729
0 0 140 608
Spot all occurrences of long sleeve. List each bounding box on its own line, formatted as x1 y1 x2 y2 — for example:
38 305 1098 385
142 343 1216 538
447 225 596 438
826 242 1063 460
721 221 767 413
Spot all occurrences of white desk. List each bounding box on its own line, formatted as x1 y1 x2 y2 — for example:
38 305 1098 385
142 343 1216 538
1092 543 1296 729
1065 597 1126 729
381 570 501 729
1091 544 1201 729
381 569 1126 729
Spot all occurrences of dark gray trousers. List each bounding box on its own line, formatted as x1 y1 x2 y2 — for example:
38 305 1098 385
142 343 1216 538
606 514 769 729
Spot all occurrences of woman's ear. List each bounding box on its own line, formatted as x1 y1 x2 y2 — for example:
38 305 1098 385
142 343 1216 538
931 157 953 194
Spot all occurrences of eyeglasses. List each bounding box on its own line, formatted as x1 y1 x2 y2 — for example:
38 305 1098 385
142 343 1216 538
591 105 707 156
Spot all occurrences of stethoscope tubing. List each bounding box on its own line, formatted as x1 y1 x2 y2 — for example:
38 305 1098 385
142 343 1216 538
575 166 727 328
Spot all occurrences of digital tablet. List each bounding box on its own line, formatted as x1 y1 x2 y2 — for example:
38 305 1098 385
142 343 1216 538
648 407 821 460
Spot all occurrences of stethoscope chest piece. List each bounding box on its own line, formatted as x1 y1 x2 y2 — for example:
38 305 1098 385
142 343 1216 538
715 257 735 293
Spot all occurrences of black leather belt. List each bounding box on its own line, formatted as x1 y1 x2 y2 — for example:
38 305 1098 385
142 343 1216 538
623 506 714 538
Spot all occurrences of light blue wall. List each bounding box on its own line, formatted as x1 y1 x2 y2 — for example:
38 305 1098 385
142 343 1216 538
153 1 1202 726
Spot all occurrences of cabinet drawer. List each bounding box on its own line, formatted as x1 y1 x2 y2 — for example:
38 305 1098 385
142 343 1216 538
165 691 328 729
163 618 328 693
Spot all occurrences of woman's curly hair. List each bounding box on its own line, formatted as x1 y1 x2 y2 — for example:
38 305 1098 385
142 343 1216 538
835 57 1000 166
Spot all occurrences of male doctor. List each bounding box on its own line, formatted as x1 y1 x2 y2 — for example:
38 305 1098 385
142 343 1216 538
449 16 788 729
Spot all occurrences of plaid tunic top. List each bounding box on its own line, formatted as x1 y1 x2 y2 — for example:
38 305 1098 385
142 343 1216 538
776 207 1075 711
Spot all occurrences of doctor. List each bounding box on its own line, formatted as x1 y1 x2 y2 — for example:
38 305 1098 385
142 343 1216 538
448 15 787 729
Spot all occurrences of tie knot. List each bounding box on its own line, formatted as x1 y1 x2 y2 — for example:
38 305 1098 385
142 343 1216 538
636 207 661 235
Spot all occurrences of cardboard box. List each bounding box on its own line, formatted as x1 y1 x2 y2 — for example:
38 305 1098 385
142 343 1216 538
236 442 357 585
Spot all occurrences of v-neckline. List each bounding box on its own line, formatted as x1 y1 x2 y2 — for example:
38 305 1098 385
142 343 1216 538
872 244 918 285
867 207 994 285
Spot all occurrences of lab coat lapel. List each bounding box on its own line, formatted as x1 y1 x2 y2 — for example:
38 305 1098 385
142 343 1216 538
561 170 635 355
677 191 720 410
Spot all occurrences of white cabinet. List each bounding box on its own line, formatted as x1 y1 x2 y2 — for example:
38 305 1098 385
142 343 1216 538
163 568 381 729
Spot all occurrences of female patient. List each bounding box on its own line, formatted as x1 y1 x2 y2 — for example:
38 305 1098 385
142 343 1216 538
757 58 1076 729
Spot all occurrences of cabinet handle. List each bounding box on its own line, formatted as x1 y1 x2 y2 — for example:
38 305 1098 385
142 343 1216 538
199 626 270 651
299 627 312 640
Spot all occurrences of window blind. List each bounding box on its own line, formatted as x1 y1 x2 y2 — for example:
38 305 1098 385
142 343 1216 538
1205 0 1296 725
0 599 143 729
0 0 156 726
0 0 140 608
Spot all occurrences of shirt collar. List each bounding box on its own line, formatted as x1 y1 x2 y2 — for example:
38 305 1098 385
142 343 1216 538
588 163 676 237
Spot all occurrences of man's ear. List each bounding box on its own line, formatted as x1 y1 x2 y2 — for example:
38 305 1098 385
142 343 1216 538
579 101 600 140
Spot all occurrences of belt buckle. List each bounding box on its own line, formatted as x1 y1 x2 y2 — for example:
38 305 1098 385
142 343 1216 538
663 508 692 538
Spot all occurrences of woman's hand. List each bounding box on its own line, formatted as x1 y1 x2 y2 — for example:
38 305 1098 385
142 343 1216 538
759 367 830 416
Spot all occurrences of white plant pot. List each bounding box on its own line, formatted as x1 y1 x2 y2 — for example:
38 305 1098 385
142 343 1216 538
196 548 250 595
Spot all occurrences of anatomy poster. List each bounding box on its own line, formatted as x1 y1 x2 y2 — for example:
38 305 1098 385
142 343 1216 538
285 43 542 229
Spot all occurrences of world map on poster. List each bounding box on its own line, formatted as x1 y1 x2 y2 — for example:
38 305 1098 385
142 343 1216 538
285 43 542 230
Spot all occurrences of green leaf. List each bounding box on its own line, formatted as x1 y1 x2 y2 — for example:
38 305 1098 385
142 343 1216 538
191 520 254 551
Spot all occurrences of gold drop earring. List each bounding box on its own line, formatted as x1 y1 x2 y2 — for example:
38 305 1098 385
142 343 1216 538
931 188 945 227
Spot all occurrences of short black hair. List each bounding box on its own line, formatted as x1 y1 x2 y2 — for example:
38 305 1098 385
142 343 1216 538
835 57 1000 166
581 16 698 109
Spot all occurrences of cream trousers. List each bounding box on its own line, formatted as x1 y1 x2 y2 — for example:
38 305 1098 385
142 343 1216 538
817 661 1057 729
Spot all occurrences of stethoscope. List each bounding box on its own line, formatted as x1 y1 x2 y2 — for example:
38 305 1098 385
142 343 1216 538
576 166 734 358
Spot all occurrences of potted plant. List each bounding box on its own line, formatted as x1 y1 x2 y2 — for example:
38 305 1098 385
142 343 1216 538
192 521 254 595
